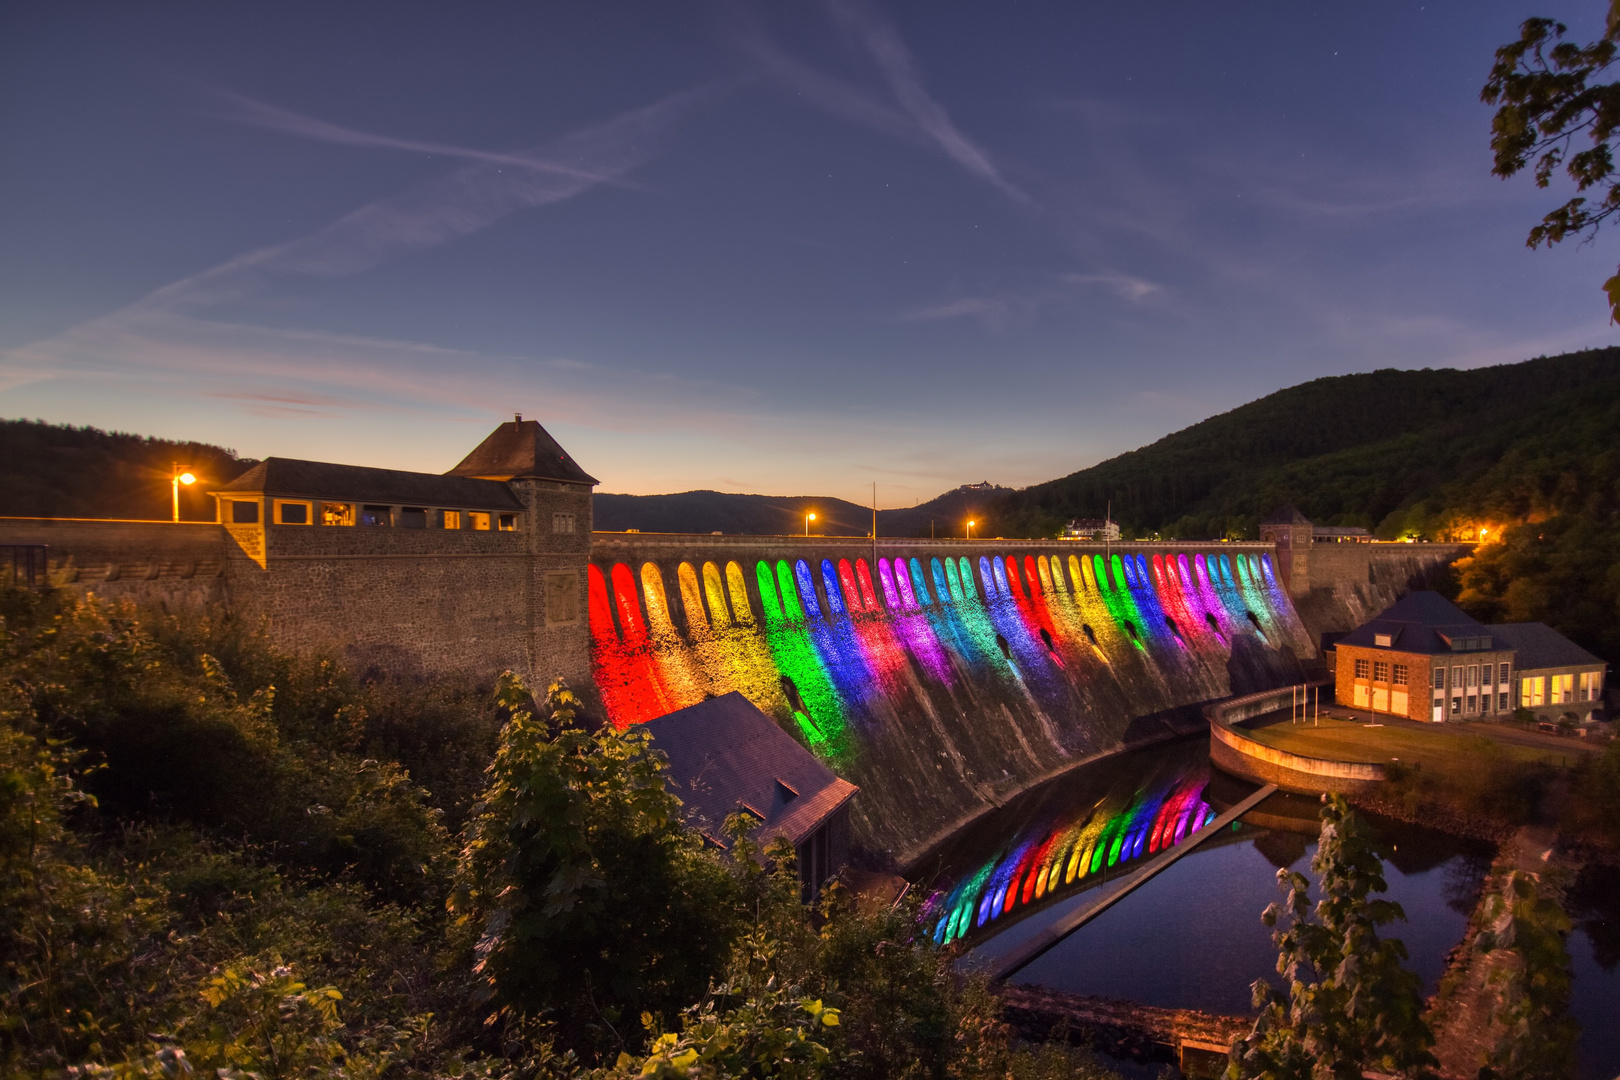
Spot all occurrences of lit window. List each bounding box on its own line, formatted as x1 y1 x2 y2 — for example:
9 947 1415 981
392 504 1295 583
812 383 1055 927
276 501 310 525
498 513 517 531
553 512 576 534
1373 661 1390 682
1374 632 1393 647
230 500 260 524
469 512 491 531
1554 673 1574 703
1354 658 1370 679
1522 676 1545 708
1392 664 1408 686
360 505 392 527
440 510 461 530
321 502 353 526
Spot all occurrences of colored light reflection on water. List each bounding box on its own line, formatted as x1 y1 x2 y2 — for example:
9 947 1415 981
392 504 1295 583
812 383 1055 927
926 752 1215 944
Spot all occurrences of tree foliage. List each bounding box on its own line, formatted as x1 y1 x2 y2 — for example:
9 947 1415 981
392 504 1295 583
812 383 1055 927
1228 796 1435 1080
1483 2 1620 319
450 674 740 1059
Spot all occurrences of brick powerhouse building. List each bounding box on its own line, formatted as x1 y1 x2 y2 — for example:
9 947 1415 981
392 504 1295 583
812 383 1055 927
1334 592 1607 724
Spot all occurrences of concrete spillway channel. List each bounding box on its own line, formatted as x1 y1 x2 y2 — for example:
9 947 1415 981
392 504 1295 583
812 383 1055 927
979 783 1280 983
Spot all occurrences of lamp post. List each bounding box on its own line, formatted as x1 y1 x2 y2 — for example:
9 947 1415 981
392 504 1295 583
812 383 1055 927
966 519 975 540
805 511 816 536
172 464 197 522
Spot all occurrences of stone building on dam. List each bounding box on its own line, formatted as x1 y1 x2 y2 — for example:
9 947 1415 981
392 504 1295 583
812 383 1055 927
0 416 1467 864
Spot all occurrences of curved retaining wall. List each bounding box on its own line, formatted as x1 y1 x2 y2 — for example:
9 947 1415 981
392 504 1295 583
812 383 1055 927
1205 684 1386 794
588 535 1320 861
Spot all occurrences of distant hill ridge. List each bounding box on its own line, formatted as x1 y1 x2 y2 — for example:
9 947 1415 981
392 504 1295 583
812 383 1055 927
593 483 1016 538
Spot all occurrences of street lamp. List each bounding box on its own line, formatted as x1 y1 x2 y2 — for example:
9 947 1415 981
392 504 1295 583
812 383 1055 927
966 519 975 540
805 511 816 536
172 463 197 522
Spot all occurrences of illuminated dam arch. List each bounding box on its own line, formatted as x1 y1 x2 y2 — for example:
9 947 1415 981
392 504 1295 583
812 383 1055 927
585 539 1314 859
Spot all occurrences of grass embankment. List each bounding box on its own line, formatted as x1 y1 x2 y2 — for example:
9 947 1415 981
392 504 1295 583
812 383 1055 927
1239 715 1617 844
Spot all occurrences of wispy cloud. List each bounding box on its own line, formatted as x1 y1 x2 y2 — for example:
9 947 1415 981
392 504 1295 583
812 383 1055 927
902 270 1165 329
208 87 650 190
824 0 1027 203
727 0 1026 204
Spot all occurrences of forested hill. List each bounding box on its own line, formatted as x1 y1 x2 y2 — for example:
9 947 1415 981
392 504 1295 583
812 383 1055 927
0 419 254 521
986 348 1620 542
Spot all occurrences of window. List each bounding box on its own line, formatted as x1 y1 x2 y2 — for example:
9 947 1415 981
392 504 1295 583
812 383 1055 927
1467 665 1479 688
1393 664 1409 686
1499 663 1512 685
1452 667 1464 690
360 505 392 527
275 501 310 525
497 513 517 531
1451 695 1462 715
1467 694 1478 714
1522 676 1546 708
322 502 354 526
1373 661 1390 682
440 510 461 530
230 500 260 524
1581 671 1604 700
1374 632 1393 647
553 512 576 534
1434 668 1447 690
1554 673 1575 703
399 507 428 529
469 512 491 531
1354 658 1370 679
1499 692 1510 711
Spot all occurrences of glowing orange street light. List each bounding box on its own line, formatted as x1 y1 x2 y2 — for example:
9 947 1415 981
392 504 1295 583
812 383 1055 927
967 519 975 540
805 511 816 536
172 463 197 522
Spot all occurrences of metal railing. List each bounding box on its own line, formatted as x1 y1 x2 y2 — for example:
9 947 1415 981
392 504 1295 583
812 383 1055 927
1 545 49 590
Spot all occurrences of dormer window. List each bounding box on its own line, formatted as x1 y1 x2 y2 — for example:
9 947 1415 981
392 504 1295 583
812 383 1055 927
776 779 799 803
1374 633 1393 647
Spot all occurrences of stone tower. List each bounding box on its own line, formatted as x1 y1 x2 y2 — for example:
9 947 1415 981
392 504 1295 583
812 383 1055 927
1259 505 1313 598
447 415 599 686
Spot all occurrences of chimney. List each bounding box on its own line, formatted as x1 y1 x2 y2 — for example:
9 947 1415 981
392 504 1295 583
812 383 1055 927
514 413 522 423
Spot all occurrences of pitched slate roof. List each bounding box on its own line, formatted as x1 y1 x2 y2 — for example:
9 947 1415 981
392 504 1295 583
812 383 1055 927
447 418 599 486
642 692 857 849
215 458 523 509
1337 591 1495 655
1489 623 1605 671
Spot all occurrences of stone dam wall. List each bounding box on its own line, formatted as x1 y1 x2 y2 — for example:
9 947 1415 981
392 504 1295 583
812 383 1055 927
589 535 1318 862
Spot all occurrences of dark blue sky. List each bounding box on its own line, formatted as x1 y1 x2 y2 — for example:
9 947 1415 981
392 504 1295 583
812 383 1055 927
1 1 1613 503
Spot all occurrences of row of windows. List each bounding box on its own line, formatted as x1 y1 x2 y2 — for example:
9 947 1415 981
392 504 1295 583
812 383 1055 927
1437 692 1511 716
223 498 532 532
1429 663 1512 691
1520 673 1603 707
1353 659 1409 685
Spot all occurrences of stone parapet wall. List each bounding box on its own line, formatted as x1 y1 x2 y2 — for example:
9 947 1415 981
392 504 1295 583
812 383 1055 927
0 517 228 609
1205 683 1386 794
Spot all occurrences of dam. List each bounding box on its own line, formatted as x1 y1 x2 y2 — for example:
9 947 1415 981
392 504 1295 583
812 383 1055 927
587 534 1316 860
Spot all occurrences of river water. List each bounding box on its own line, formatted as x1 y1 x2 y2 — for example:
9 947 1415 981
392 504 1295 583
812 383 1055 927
920 736 1618 1079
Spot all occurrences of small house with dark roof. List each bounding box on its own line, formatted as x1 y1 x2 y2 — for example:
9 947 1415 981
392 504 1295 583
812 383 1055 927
643 692 858 898
1334 592 1606 724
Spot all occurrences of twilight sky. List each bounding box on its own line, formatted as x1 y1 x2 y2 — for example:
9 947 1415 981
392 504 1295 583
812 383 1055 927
1 1 1615 505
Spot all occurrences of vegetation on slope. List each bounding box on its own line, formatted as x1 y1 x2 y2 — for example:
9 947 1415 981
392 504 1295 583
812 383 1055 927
0 589 1114 1079
0 419 253 522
